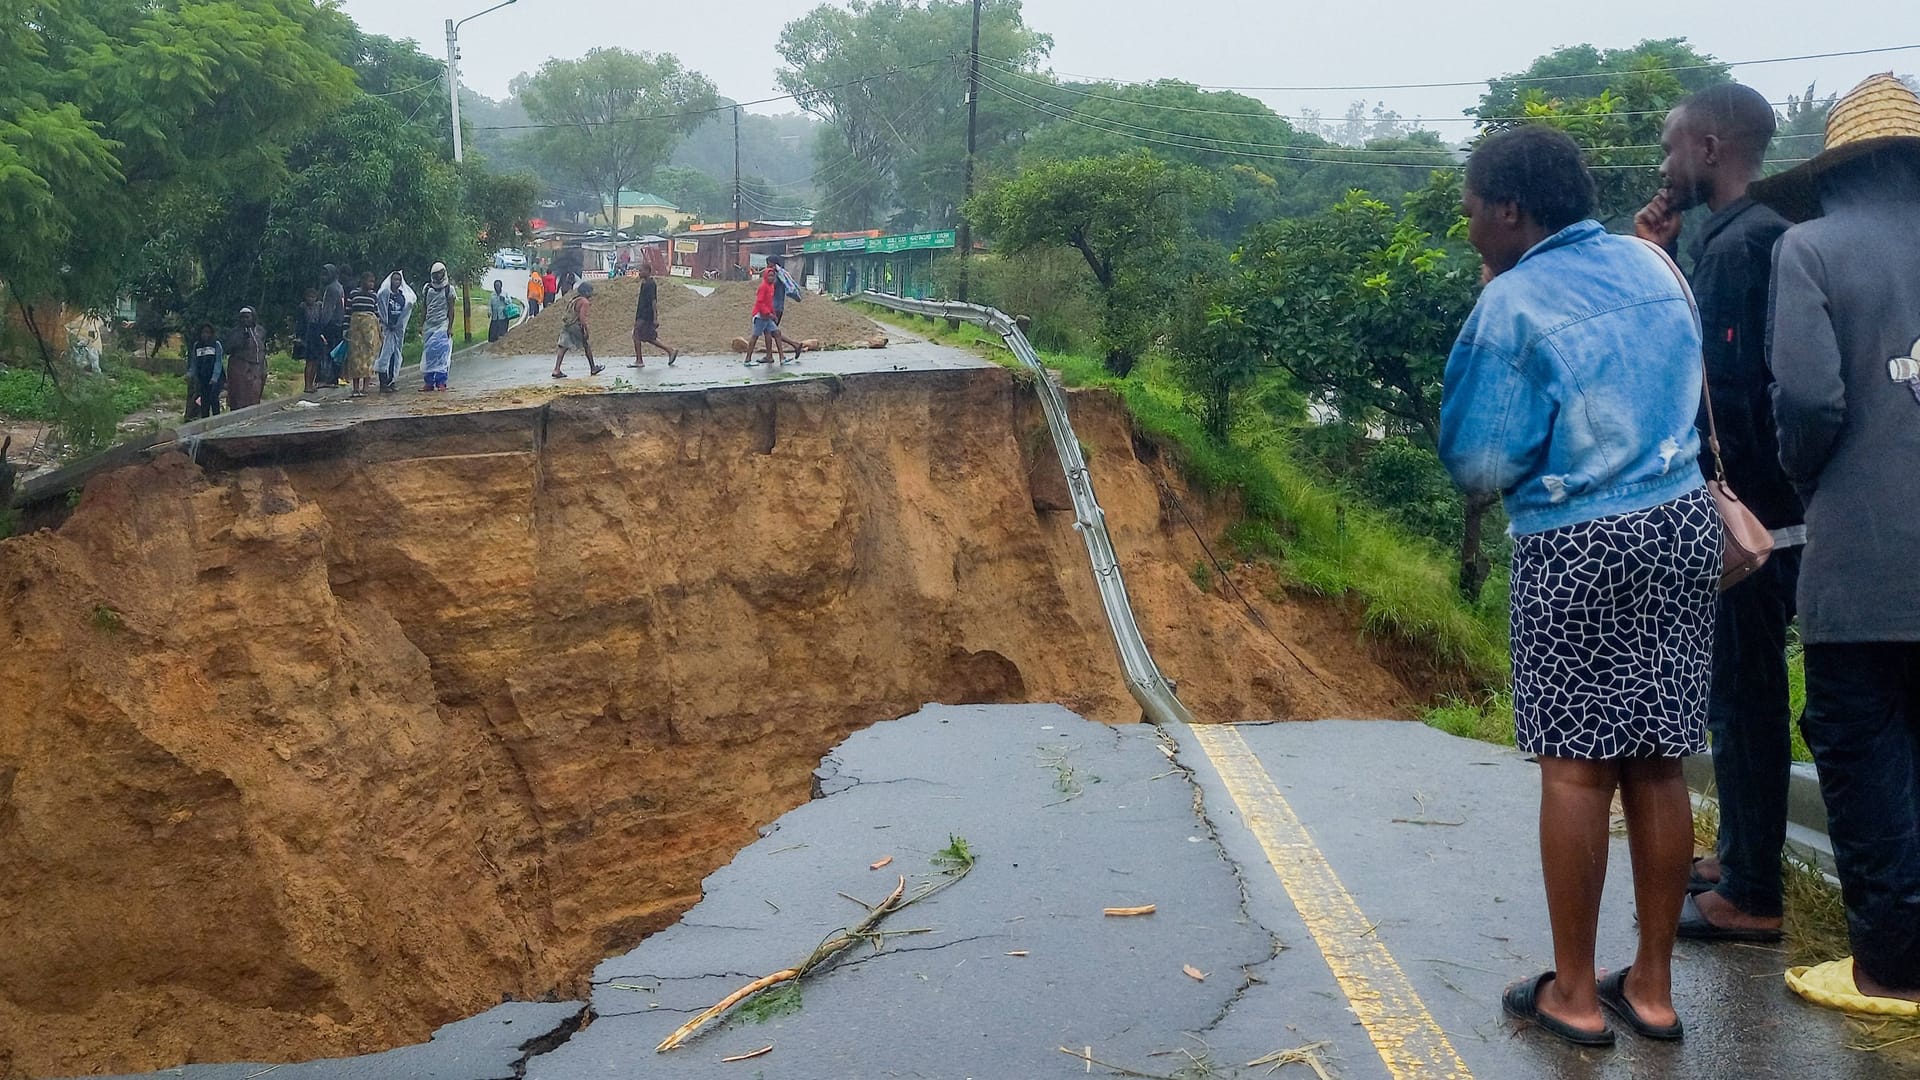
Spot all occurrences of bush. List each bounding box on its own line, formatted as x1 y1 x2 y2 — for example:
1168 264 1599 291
0 367 55 419
48 375 124 453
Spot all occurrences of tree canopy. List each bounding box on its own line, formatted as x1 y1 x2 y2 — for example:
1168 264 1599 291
515 48 719 227
967 150 1222 372
777 0 1052 229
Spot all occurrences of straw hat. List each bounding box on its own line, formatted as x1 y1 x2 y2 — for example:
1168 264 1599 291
1752 73 1920 222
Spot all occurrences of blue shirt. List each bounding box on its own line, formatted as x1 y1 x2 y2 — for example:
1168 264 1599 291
1439 220 1705 535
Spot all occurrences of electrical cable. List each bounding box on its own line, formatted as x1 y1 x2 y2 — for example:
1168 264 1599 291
367 72 444 97
472 55 957 132
981 60 1807 126
980 72 1813 171
984 41 1920 94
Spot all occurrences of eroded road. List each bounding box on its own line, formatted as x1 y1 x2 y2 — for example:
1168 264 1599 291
90 708 1896 1080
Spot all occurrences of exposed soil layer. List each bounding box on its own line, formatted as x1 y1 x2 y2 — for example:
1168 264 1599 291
0 368 1420 1077
489 278 885 357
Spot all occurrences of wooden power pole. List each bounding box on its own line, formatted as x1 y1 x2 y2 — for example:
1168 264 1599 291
957 0 982 302
731 105 742 280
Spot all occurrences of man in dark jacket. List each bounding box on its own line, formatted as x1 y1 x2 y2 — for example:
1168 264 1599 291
1636 83 1801 943
1757 73 1920 1011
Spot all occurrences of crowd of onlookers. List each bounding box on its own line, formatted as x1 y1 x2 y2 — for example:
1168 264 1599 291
1438 73 1920 1045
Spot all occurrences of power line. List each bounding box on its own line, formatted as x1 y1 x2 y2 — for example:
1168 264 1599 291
977 71 1466 162
981 60 1804 126
367 72 444 98
472 55 956 132
980 73 1813 172
988 41 1920 94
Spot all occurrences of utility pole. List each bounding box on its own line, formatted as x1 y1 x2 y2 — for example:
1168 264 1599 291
446 19 463 162
956 0 982 302
731 106 742 280
447 0 519 163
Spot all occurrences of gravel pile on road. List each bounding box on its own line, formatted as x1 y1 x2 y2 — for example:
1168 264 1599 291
489 279 887 357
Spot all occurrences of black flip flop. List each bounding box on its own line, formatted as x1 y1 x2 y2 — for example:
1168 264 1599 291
1676 893 1783 942
1597 967 1685 1041
1503 972 1616 1048
1687 856 1717 895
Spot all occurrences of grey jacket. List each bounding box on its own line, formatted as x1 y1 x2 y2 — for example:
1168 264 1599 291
1768 151 1920 643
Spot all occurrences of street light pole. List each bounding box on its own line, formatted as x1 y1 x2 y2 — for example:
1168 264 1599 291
447 0 519 163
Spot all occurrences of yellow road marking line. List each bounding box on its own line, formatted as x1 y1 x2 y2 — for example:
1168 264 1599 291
1189 723 1473 1080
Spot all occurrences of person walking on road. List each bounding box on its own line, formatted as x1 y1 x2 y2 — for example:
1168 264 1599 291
185 322 225 420
553 280 601 378
768 255 805 362
1441 126 1716 1049
419 262 456 392
345 270 381 398
743 263 782 366
374 270 415 393
1634 83 1802 945
225 306 267 410
1753 73 1920 1017
527 271 545 317
487 279 510 342
630 261 678 368
543 268 559 310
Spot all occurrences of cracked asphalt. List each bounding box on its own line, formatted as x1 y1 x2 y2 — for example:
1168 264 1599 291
81 708 1900 1080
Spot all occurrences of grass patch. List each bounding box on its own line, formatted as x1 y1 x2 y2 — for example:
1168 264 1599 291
1424 690 1516 747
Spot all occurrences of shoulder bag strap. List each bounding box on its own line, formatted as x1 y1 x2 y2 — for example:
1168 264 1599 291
1637 236 1729 486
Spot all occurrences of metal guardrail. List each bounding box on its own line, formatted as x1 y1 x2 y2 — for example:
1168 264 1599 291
859 292 1195 727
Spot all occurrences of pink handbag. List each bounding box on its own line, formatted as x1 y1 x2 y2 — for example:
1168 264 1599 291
1640 239 1774 591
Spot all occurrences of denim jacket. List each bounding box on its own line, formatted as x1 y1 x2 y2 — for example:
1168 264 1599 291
1440 220 1706 535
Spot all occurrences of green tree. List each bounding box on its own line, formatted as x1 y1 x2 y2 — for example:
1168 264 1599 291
1204 175 1494 596
1475 39 1729 225
515 48 718 230
2 0 354 326
1476 38 1728 122
651 165 731 218
777 0 1051 229
966 151 1222 374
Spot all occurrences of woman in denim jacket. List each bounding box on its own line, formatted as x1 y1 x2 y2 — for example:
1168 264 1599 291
1440 126 1719 1048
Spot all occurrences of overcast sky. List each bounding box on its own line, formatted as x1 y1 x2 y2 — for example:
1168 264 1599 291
340 0 1914 133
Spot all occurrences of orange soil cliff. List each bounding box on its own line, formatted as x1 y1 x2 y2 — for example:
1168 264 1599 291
0 368 1417 1076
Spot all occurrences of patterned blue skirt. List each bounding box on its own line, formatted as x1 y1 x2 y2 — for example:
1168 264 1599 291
1510 486 1720 760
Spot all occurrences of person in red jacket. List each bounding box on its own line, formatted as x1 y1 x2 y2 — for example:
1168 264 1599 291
743 264 782 365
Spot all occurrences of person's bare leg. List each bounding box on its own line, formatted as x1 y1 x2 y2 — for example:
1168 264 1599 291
744 334 762 364
658 336 678 365
1617 757 1690 1027
553 347 567 377
1535 755 1617 1033
632 329 646 368
586 344 601 376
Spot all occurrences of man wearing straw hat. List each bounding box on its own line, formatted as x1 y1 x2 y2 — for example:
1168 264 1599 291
1755 72 1920 1016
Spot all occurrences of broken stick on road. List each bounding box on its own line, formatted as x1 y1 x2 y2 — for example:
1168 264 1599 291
655 837 978 1052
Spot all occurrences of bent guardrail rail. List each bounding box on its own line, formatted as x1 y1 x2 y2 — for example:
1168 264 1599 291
858 292 1195 727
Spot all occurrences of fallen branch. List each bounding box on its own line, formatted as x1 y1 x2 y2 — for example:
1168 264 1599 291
658 863 974 1052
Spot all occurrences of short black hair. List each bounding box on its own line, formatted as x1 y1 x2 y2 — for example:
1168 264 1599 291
1465 125 1598 232
1673 83 1776 162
